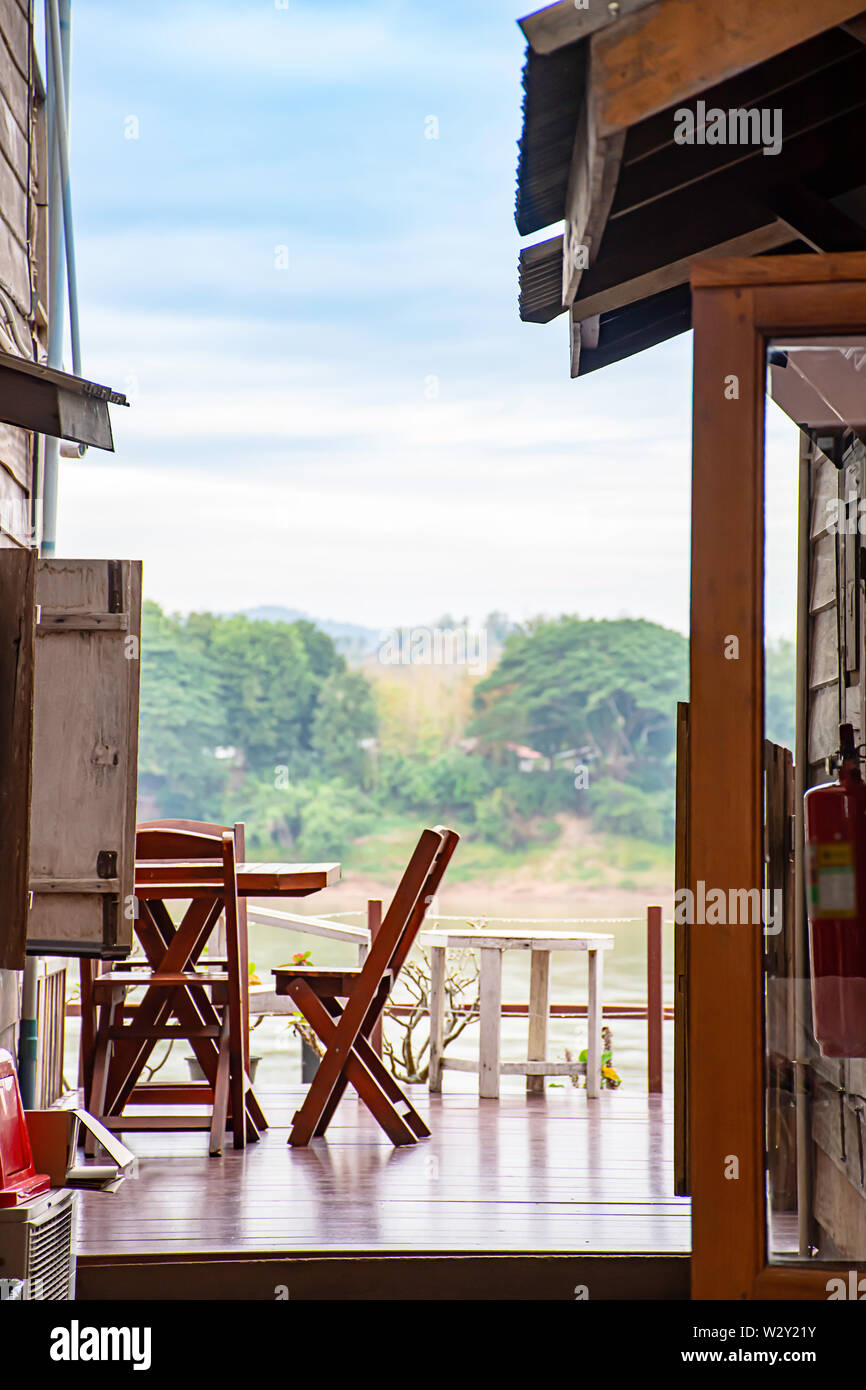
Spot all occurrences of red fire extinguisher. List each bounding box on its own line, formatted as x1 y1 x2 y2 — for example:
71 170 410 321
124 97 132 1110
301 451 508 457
804 723 866 1057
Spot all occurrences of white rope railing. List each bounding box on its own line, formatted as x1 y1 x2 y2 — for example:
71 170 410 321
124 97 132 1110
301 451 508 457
313 911 676 925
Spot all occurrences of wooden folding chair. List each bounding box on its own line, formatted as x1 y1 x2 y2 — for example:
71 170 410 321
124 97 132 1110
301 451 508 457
274 825 459 1147
85 822 266 1155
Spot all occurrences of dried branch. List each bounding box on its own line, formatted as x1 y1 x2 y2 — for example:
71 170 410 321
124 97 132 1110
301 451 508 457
382 945 480 1085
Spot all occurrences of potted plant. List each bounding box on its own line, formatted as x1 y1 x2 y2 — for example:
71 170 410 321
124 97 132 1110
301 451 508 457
283 952 324 1081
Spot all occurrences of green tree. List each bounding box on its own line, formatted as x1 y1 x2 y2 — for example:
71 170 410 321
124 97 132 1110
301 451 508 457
295 780 374 859
471 616 688 785
200 614 324 771
469 616 688 842
765 638 795 749
137 602 229 818
310 669 378 783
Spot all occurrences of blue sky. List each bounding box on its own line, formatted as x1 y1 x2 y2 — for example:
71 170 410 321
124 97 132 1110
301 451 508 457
49 0 798 636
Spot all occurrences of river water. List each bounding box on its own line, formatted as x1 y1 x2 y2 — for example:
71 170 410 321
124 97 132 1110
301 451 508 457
63 887 675 1098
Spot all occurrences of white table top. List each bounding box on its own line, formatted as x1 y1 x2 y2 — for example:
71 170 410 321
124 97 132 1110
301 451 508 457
421 927 615 952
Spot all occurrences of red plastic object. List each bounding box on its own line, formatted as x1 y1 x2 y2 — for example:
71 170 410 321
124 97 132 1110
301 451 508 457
0 1048 50 1207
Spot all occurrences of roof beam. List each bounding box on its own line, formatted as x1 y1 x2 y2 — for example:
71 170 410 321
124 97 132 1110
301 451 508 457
842 10 866 42
519 0 656 56
769 184 866 252
561 47 625 306
573 99 866 316
573 222 794 322
571 284 692 376
610 46 866 221
592 0 866 137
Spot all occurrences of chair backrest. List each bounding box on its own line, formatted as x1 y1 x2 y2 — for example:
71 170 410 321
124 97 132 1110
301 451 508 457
356 825 459 1011
136 820 246 861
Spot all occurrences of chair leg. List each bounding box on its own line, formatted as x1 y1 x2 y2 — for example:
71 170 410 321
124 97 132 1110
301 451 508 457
78 960 96 1107
287 982 418 1147
312 977 391 1136
210 1012 231 1157
86 989 122 1156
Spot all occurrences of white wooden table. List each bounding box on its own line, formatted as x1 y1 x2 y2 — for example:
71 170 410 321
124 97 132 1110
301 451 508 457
422 927 615 1099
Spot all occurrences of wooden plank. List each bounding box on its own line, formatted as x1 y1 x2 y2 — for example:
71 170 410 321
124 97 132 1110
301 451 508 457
624 27 856 162
647 906 663 1094
0 418 31 492
692 250 866 289
674 701 689 1193
810 455 840 541
526 948 550 1095
592 0 866 137
811 1076 866 1202
0 0 31 85
478 947 502 1099
810 532 837 612
138 862 340 895
247 904 368 945
519 0 656 55
0 19 30 140
423 930 614 951
69 1089 690 1266
37 612 130 632
0 210 32 317
0 455 31 546
75 1253 692 1302
586 947 603 1100
808 682 840 765
0 142 28 248
0 547 34 969
28 560 142 957
613 45 866 221
428 943 446 1094
561 47 625 308
810 608 841 688
688 276 765 1299
813 1145 866 1257
573 220 792 321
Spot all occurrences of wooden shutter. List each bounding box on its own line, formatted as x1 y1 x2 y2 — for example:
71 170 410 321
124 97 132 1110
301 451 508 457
27 559 142 957
0 549 36 970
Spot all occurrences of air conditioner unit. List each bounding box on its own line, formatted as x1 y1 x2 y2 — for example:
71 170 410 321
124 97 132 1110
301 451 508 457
0 1189 76 1299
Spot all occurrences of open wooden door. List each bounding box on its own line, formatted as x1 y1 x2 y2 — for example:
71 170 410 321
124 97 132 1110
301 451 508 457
0 555 142 967
688 251 866 1298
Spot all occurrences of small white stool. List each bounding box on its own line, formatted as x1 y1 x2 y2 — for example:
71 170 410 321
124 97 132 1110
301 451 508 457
422 927 615 1099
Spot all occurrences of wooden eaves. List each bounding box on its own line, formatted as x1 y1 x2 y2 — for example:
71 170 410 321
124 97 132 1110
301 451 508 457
0 349 128 450
516 0 866 376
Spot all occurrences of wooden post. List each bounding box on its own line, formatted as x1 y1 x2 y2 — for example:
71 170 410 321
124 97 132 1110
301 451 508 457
647 905 663 1094
526 949 550 1095
586 948 604 1099
428 944 446 1093
479 948 502 1099
368 900 383 1058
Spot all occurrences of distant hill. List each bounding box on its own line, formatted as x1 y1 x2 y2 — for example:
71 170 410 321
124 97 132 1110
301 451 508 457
239 606 382 659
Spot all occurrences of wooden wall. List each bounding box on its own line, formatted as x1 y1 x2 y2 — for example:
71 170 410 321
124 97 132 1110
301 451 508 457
803 431 866 1255
0 0 45 1051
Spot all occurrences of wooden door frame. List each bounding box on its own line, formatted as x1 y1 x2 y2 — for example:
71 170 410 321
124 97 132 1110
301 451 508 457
688 251 866 1299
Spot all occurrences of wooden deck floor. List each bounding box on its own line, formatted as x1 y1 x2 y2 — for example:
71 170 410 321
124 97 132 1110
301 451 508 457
75 1084 690 1257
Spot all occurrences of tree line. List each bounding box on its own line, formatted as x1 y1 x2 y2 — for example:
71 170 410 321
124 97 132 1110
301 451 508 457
138 603 795 859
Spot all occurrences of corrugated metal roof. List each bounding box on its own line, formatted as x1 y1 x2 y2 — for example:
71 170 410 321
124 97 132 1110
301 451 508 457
515 39 586 237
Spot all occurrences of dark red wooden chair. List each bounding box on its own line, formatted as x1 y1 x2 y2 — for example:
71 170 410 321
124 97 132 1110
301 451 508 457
83 822 265 1155
274 825 459 1146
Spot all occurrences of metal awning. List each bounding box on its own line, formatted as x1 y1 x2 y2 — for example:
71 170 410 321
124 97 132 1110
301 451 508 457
0 349 128 451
